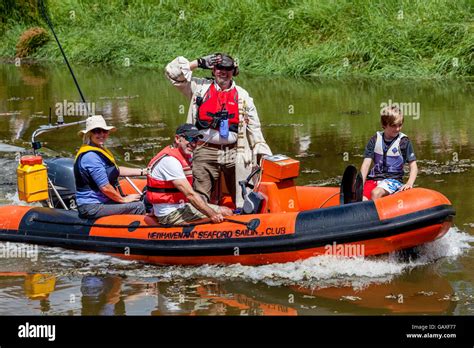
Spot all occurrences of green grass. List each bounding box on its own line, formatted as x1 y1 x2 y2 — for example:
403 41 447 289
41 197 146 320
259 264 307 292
0 0 472 78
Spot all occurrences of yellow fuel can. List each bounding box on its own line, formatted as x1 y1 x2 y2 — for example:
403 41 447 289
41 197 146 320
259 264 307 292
17 155 49 203
24 274 56 299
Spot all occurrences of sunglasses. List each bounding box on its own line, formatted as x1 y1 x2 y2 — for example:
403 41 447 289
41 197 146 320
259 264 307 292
91 128 109 134
181 135 199 143
215 65 234 72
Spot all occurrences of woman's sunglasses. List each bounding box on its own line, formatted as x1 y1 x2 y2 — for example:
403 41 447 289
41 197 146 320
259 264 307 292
91 128 109 134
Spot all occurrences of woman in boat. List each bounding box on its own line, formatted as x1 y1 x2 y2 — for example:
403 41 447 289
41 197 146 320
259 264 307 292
74 115 146 219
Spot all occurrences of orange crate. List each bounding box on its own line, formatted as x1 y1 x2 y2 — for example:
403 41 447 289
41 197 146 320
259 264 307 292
261 155 300 182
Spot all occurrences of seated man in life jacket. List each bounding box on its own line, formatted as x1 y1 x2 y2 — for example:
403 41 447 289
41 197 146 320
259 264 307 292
360 106 418 200
165 53 272 208
147 124 234 225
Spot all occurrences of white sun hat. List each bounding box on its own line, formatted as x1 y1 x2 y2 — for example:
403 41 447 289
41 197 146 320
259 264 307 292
78 115 117 137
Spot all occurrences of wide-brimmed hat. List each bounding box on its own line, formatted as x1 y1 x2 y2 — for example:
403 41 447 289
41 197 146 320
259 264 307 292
78 115 116 137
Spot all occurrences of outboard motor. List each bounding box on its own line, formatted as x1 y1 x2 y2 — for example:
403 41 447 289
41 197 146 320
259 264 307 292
43 157 151 213
43 157 77 209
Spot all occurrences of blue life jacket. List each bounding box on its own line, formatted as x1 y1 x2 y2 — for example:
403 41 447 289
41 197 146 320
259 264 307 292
368 131 406 181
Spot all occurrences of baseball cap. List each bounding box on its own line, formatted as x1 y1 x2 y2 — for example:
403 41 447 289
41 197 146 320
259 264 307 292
176 124 203 139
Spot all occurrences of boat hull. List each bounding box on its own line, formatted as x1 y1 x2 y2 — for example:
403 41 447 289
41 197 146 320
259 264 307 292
0 188 455 265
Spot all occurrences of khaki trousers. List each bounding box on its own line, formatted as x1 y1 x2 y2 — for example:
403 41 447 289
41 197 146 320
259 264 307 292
157 203 220 226
192 144 236 204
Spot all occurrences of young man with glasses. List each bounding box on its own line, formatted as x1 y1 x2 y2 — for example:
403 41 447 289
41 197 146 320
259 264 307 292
165 53 272 208
146 124 233 225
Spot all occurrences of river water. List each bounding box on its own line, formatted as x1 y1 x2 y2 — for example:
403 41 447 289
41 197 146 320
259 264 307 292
0 63 473 316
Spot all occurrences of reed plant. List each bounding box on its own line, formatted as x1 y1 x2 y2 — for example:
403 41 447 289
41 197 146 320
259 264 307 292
0 0 472 78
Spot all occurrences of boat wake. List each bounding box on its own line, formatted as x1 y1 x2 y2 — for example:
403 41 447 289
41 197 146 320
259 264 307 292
142 227 473 289
11 226 472 289
0 158 25 206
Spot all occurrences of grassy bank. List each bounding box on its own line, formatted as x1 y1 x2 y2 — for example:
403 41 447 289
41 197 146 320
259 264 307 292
0 0 472 78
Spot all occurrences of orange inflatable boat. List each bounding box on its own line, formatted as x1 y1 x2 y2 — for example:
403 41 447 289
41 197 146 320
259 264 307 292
0 155 455 265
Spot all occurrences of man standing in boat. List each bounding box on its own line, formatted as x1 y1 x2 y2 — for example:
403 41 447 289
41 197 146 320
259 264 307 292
165 53 272 208
147 124 233 225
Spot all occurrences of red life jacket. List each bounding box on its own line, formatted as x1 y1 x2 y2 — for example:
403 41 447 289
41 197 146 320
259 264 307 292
197 83 239 129
146 146 193 204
